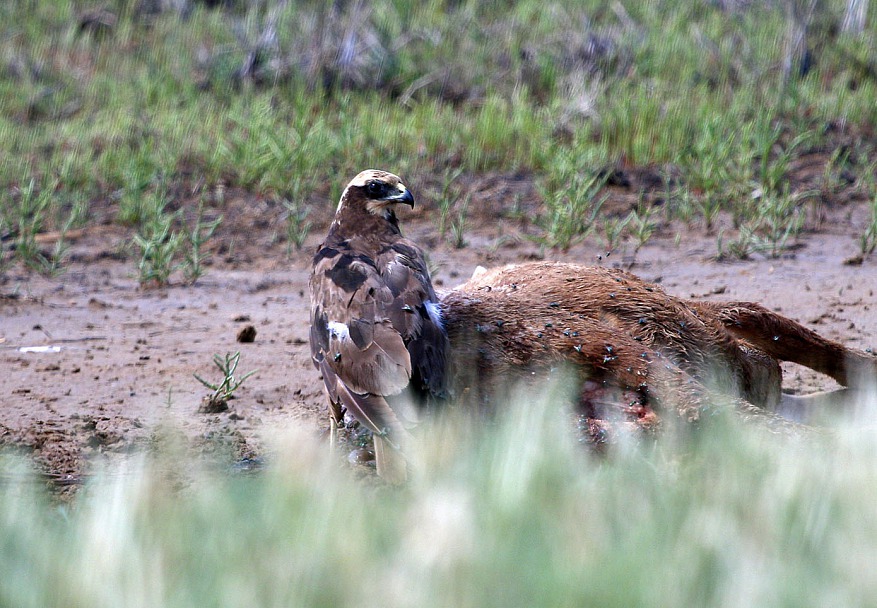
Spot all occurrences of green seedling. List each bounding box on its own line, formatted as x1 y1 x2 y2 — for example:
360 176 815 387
757 188 814 258
820 147 851 199
757 127 813 197
184 202 222 285
694 193 723 235
665 186 697 225
8 179 49 270
600 213 632 252
628 194 660 252
282 197 312 255
436 168 463 241
536 170 607 251
116 163 157 227
716 226 765 261
194 351 257 413
133 212 183 287
36 231 70 278
860 191 877 257
450 194 470 249
3 179 82 276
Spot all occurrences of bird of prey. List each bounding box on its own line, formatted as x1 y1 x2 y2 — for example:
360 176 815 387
310 170 449 481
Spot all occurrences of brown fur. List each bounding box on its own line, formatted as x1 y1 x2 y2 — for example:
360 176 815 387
440 262 876 441
691 300 877 389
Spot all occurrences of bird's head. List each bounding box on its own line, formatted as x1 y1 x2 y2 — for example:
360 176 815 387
337 170 415 218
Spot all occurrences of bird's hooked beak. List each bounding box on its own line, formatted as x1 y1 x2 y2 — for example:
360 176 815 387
389 185 415 208
367 184 414 216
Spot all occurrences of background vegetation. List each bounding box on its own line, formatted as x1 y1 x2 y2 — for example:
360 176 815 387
1 0 876 277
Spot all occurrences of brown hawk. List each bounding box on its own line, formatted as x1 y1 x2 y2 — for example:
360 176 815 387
310 170 449 481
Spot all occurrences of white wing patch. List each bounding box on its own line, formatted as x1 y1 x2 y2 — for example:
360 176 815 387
424 300 444 332
328 321 350 341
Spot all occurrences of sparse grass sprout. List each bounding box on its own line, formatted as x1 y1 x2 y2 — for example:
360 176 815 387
860 189 877 257
183 202 223 285
133 213 183 287
536 168 607 251
282 197 312 255
194 351 257 413
450 194 470 250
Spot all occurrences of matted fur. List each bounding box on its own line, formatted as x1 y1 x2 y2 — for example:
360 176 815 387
440 262 877 442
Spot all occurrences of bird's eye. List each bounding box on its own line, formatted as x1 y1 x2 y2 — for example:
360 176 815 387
365 181 384 198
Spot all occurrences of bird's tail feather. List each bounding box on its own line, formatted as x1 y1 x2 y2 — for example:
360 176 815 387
334 382 411 483
373 435 408 483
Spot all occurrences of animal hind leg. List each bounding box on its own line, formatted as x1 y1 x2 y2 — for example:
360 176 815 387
562 326 801 435
693 301 877 390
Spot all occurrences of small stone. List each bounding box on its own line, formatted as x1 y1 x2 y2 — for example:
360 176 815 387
236 324 257 343
348 448 375 465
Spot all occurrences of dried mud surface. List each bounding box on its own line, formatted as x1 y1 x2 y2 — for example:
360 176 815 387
1 173 876 492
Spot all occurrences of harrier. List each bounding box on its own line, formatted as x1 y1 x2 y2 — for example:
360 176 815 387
309 170 449 481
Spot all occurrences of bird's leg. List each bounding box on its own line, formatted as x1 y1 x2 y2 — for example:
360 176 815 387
326 389 344 455
329 416 338 454
373 432 407 484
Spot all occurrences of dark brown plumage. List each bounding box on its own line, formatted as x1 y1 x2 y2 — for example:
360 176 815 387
310 170 449 481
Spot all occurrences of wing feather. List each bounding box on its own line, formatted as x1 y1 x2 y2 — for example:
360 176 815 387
332 373 409 441
327 320 411 395
375 240 450 400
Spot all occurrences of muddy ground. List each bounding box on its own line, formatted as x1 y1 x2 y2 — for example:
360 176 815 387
1 170 876 492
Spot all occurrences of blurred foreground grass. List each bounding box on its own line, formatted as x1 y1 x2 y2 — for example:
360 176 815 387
3 381 877 607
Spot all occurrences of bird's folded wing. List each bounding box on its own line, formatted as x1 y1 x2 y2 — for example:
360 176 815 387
376 241 450 396
312 248 412 393
378 242 435 338
327 320 412 396
329 363 409 440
